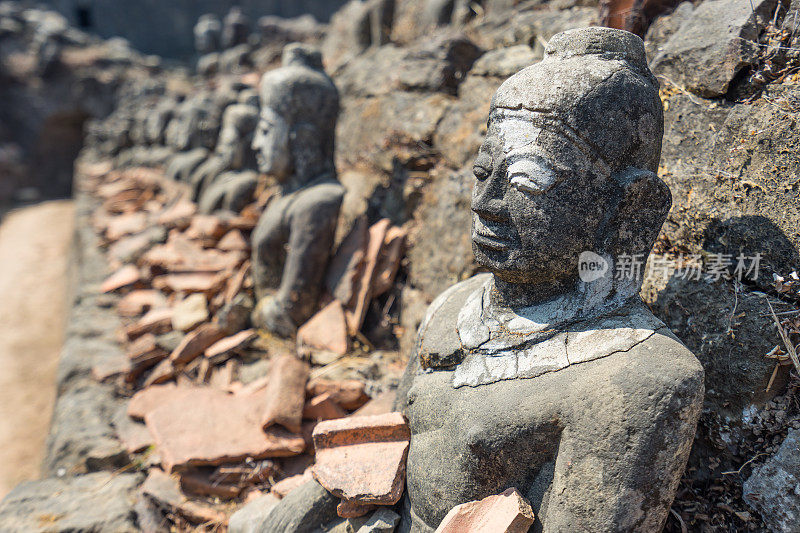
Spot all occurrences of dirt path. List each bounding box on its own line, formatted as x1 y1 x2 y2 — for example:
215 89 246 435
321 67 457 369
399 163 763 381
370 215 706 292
0 200 74 499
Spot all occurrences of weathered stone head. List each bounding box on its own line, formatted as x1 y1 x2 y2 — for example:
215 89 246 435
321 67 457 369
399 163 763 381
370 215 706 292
216 102 259 170
472 27 670 302
253 43 339 189
194 14 221 54
222 7 250 49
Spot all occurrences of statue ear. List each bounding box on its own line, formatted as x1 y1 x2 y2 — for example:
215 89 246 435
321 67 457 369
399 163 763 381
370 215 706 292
602 167 672 260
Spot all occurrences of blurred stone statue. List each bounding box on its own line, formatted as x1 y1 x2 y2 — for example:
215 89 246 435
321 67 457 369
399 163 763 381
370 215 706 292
194 14 221 54
196 89 260 214
222 7 250 49
250 44 344 337
397 27 704 532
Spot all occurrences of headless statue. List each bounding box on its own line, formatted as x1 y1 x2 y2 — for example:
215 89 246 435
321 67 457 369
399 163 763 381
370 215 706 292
396 28 704 532
250 44 344 337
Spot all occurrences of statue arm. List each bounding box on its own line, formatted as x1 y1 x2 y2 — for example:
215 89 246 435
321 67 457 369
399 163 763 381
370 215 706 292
276 188 343 326
542 359 703 533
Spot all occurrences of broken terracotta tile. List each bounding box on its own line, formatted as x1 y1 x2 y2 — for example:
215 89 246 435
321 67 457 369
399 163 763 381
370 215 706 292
157 197 197 229
208 359 239 390
101 265 142 293
211 460 277 487
105 212 148 241
126 308 173 340
185 215 228 244
351 391 396 418
145 387 305 472
307 379 370 411
260 355 310 434
311 412 410 505
171 293 208 332
152 272 226 295
143 359 176 387
180 470 241 500
217 229 250 252
337 500 376 519
117 290 168 317
224 260 250 303
325 216 369 305
303 392 347 422
128 383 180 420
126 333 168 381
297 301 349 357
141 468 227 525
205 329 257 360
434 488 535 533
113 405 153 454
91 355 131 382
345 219 391 335
270 470 312 499
372 226 406 297
169 323 227 366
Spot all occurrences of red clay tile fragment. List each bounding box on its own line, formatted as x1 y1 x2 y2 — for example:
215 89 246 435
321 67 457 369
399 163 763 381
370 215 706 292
345 219 390 335
180 470 242 499
303 392 347 422
117 290 168 317
270 470 313 498
170 323 227 366
152 272 225 294
185 215 228 243
260 355 310 434
217 229 250 252
205 329 257 359
306 378 370 411
434 487 535 533
128 383 180 420
337 500 376 518
311 412 410 505
157 198 197 229
297 300 349 356
141 468 226 525
101 265 142 293
126 307 173 340
145 387 305 472
351 391 396 417
143 359 176 387
105 212 148 241
372 226 406 297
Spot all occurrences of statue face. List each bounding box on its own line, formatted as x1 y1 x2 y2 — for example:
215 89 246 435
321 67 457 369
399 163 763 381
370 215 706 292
471 109 611 284
252 106 291 180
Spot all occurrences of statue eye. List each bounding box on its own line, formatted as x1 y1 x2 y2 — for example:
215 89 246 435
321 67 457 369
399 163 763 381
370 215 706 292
472 152 493 180
508 159 556 195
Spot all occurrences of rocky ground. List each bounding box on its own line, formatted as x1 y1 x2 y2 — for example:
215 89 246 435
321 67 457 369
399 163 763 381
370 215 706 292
0 0 799 531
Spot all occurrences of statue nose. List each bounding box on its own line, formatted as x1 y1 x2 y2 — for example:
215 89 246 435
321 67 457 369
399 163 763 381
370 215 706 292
472 169 509 223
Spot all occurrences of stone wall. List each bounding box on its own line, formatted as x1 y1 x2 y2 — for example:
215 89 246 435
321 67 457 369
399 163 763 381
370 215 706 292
39 0 348 58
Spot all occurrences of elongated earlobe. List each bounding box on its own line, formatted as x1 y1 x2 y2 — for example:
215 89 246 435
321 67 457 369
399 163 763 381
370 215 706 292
599 167 671 262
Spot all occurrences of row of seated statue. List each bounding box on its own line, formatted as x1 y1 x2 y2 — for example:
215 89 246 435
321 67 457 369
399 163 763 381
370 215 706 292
174 27 705 532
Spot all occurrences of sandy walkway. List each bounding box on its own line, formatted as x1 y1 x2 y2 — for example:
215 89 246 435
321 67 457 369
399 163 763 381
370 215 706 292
0 200 74 499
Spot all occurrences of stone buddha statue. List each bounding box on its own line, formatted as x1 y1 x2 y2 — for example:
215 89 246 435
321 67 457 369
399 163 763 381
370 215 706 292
397 28 704 532
192 89 260 212
250 44 345 337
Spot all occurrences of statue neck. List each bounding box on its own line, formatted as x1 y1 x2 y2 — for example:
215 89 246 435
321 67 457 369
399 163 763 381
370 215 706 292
279 162 335 194
488 274 577 310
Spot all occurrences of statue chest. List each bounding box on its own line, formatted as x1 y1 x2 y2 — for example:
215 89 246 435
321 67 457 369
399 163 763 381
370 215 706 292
404 367 566 527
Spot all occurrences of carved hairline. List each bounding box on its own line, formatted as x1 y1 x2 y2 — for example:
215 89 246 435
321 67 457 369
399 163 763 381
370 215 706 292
488 108 613 176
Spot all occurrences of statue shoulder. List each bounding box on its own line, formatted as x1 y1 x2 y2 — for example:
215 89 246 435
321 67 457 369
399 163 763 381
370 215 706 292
416 274 491 369
612 303 704 397
290 180 345 213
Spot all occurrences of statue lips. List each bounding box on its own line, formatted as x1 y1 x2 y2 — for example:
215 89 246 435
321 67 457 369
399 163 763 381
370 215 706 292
472 216 513 251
